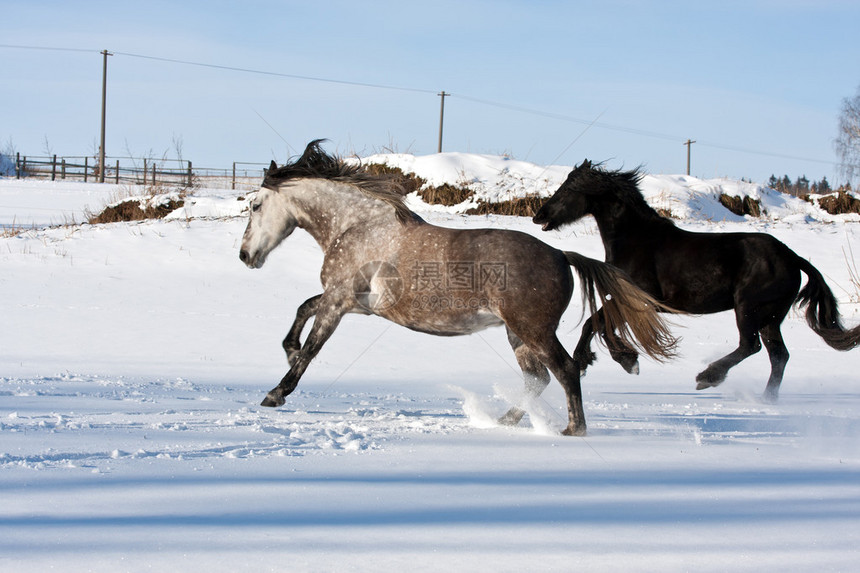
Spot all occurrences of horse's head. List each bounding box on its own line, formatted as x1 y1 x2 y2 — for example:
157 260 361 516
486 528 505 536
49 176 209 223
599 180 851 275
239 162 299 269
533 159 596 231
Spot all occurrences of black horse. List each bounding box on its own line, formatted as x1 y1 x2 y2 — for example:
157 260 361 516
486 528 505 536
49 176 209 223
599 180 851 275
533 160 860 402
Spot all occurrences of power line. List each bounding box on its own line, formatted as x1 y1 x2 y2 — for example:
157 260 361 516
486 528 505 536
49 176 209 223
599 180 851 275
112 50 438 95
694 140 840 167
0 43 846 169
453 94 683 142
0 43 97 54
453 93 843 167
0 43 436 94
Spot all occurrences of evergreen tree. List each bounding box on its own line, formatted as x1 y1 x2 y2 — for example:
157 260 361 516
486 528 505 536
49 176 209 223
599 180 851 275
767 175 779 189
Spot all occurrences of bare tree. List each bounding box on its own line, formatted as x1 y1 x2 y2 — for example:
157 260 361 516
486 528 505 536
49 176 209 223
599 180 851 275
0 137 16 176
835 84 860 186
42 135 54 157
170 133 184 163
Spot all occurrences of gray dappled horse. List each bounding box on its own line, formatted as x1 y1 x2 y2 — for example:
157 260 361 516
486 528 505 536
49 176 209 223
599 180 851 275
240 141 677 436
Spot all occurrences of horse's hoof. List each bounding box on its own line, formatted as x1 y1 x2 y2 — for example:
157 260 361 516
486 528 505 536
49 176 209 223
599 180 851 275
573 350 597 368
498 408 525 427
695 369 725 390
561 425 587 437
260 393 285 407
624 360 640 375
760 391 779 404
611 352 639 374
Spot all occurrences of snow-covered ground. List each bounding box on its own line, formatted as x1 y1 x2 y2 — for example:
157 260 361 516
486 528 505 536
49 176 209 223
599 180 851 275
1 154 859 572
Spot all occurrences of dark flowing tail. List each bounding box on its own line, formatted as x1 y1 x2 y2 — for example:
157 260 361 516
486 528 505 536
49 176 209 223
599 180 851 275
564 251 679 362
795 256 860 351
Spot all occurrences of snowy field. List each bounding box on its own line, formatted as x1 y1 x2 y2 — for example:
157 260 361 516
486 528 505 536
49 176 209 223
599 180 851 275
1 155 859 572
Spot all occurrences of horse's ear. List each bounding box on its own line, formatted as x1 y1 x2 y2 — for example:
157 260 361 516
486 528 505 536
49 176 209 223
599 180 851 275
580 159 592 170
269 160 278 171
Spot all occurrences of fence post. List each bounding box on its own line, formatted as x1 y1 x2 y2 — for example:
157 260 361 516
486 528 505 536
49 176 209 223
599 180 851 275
115 160 120 184
52 154 57 181
84 157 88 182
152 163 156 186
232 162 236 190
22 156 27 178
187 160 192 187
143 159 148 186
61 158 66 180
16 153 20 179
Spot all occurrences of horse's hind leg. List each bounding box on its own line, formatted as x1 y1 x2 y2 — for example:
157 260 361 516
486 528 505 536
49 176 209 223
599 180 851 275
696 308 762 390
760 322 789 404
498 328 551 427
503 326 587 435
282 294 322 366
535 336 587 436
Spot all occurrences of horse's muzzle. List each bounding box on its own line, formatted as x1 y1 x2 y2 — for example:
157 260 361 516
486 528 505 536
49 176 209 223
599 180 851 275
239 249 261 269
532 214 554 232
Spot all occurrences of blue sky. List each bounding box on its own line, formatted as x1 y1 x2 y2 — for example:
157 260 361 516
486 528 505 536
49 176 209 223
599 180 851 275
3 0 858 183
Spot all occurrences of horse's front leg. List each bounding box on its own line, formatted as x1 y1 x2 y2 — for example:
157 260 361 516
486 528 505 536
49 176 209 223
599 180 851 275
577 307 640 375
603 334 640 375
262 295 351 408
573 312 599 374
282 294 322 366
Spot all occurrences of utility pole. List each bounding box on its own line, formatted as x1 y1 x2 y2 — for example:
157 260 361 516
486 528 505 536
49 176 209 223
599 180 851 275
437 91 449 153
684 139 696 176
99 49 113 183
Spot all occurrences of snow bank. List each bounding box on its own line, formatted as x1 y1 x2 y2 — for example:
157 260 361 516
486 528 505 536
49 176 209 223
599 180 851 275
4 151 857 226
356 153 857 223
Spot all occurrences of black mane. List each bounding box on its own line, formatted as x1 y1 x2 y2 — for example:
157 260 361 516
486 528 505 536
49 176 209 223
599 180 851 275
263 139 359 187
583 163 672 225
263 139 415 224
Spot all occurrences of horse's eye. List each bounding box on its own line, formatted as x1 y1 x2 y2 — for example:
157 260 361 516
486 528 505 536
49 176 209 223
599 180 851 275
252 202 261 212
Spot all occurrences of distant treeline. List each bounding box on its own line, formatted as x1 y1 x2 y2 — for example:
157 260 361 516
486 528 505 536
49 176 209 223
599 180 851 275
766 174 851 197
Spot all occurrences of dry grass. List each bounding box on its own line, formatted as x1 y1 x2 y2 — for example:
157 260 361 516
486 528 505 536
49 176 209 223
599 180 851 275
466 195 545 217
362 163 426 195
419 183 474 206
84 181 189 225
363 162 475 206
816 190 860 216
1 218 32 238
87 197 184 224
719 194 762 217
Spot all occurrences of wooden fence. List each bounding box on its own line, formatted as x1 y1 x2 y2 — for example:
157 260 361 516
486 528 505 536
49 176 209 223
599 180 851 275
5 153 267 190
